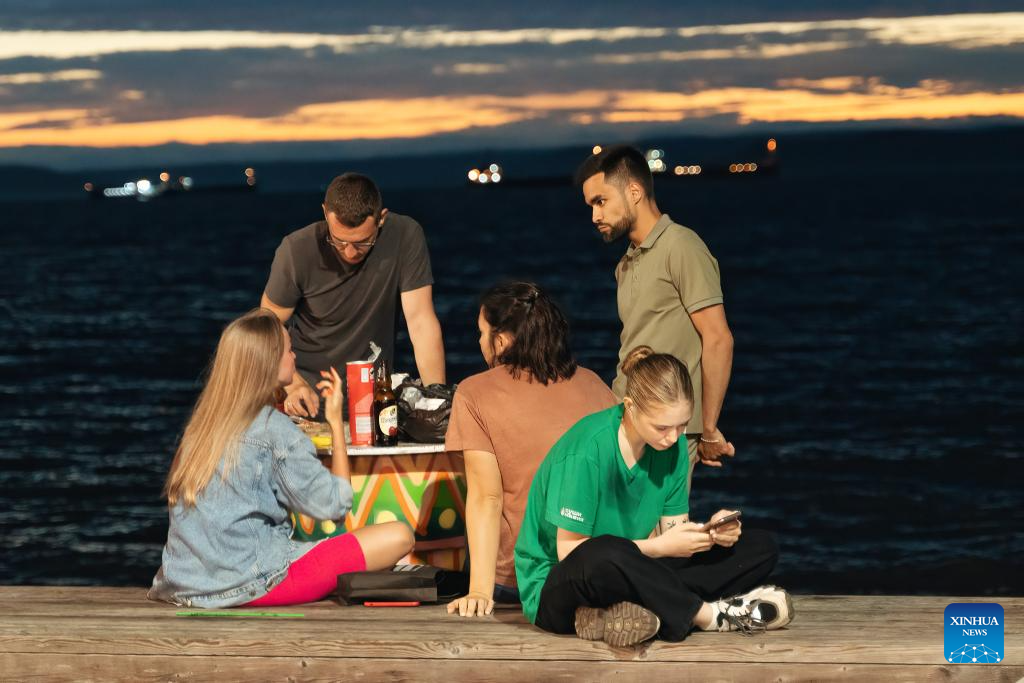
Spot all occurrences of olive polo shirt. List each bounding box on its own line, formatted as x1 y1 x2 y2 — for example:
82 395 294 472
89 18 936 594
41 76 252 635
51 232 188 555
612 214 723 434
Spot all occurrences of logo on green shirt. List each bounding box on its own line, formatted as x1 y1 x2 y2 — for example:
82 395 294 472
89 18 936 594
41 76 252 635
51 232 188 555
560 507 585 523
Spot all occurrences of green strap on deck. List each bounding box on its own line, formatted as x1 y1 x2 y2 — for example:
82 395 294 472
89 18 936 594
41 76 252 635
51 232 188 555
175 610 304 618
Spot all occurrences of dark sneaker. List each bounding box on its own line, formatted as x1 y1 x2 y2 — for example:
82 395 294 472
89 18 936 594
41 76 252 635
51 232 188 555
712 585 794 635
575 601 661 647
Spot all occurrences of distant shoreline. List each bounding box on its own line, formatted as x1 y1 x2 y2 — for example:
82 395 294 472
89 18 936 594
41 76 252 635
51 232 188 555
1 123 1023 201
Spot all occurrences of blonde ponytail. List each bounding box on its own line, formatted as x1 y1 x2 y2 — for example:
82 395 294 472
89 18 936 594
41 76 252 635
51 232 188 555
621 345 694 414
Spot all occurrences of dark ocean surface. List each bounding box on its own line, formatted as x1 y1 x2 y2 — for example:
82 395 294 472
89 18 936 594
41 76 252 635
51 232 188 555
1 131 1022 594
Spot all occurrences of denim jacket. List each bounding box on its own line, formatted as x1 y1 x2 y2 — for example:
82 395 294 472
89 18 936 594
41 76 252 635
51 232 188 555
148 406 353 608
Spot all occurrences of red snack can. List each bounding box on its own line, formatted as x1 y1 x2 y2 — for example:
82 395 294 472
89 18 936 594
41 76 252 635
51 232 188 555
346 360 376 446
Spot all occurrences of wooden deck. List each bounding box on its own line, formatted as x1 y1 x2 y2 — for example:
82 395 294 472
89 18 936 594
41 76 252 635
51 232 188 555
0 587 1020 681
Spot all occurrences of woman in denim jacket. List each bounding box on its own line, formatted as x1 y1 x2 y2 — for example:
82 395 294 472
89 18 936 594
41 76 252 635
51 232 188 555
149 308 413 608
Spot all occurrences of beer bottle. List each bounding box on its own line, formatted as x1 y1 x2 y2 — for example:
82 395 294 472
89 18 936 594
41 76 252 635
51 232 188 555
372 360 399 447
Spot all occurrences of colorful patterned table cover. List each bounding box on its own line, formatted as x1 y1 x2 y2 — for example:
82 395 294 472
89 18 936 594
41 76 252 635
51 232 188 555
290 428 467 571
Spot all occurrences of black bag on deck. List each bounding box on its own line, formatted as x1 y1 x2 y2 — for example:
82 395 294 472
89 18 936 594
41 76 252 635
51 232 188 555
396 381 456 443
334 565 469 605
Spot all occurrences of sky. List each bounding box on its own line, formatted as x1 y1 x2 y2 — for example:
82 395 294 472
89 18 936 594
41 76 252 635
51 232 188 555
1 1 1022 168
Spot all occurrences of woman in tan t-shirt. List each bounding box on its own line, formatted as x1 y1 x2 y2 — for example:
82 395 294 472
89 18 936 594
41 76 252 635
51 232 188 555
445 282 617 617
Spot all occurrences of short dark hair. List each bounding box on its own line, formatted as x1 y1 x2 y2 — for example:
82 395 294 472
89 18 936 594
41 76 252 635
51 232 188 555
323 173 382 227
480 281 578 385
574 144 654 199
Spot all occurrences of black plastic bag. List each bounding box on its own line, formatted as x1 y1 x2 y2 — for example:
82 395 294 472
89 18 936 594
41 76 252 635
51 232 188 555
396 381 456 443
334 564 469 605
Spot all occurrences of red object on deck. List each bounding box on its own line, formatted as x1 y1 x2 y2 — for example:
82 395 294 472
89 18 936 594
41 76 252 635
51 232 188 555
363 602 421 607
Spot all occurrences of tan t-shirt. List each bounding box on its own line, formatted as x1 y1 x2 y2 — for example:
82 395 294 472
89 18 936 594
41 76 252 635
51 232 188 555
613 214 724 434
445 365 617 587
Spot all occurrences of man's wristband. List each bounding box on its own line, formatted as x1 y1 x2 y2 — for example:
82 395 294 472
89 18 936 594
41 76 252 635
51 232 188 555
699 436 722 444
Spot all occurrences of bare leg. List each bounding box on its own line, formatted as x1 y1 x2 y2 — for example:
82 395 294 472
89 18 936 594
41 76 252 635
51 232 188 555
349 522 416 570
693 602 714 630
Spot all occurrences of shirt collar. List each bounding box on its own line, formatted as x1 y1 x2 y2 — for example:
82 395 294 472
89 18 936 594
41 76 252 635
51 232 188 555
625 213 672 257
610 402 625 428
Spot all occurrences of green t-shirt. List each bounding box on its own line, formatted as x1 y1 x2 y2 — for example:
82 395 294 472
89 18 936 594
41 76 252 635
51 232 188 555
513 404 690 623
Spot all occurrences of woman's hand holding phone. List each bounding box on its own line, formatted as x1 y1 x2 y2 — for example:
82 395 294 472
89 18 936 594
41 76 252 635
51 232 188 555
703 509 742 547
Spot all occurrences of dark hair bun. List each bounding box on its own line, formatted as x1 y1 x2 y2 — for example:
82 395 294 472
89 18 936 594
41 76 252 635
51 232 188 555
621 345 655 376
478 281 577 385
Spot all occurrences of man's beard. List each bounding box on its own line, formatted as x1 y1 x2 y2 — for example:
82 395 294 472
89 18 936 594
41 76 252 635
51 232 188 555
600 211 634 243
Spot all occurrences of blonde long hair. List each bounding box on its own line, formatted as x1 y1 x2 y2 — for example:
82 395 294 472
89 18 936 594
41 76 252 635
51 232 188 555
164 308 285 506
621 345 694 413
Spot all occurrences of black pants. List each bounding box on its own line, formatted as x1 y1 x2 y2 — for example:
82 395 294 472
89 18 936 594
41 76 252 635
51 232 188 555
534 529 779 641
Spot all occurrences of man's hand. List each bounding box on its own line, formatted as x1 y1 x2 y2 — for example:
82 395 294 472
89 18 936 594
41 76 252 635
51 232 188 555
697 426 735 467
283 382 320 418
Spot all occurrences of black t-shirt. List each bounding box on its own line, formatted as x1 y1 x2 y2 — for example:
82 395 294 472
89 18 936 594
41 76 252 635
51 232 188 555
263 213 433 384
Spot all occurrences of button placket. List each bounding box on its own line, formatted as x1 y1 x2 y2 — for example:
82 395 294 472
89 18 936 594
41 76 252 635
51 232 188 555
631 251 641 301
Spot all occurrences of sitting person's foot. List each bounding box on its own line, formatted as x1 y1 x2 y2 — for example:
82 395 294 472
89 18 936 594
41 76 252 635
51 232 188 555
705 585 794 635
575 601 660 647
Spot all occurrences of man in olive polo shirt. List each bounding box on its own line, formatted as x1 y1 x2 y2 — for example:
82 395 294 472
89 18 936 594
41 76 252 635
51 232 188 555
261 172 445 417
575 145 736 472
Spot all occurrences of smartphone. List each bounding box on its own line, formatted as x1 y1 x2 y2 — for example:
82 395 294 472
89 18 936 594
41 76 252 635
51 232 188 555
703 511 742 531
363 601 421 607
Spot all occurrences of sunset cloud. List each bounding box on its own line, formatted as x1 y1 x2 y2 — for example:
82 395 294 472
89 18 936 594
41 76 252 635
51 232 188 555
595 84 1024 124
0 9 1021 162
594 41 856 64
2 83 1021 149
1 13 1022 61
0 70 101 85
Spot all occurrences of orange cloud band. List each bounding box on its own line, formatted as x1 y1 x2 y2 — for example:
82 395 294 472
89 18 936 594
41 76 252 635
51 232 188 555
1 85 1022 148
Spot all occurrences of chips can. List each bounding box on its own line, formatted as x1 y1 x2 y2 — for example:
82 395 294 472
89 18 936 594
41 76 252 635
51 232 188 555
346 360 376 446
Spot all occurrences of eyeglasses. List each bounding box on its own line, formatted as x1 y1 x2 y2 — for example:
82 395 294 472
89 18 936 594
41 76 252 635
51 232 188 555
325 233 378 252
324 218 383 253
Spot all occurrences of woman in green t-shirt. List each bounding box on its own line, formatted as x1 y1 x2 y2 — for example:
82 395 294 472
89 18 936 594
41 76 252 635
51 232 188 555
513 346 793 646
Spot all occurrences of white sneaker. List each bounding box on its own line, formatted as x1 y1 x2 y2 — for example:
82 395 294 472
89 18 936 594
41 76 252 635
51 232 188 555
710 585 794 634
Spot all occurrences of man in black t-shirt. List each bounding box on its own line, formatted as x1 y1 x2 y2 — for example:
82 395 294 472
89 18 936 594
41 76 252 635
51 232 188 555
261 173 446 418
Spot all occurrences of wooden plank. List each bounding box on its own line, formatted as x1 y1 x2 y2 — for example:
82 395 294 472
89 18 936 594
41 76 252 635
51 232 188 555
2 587 1020 616
2 591 1021 644
1 588 1020 668
3 609 1021 665
2 653 1021 683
